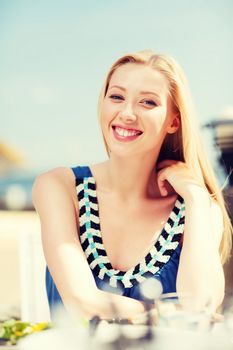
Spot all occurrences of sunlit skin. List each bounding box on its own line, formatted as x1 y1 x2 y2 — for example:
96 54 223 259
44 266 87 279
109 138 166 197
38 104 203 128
89 64 182 273
101 63 178 160
32 60 225 322
99 63 180 200
96 63 224 310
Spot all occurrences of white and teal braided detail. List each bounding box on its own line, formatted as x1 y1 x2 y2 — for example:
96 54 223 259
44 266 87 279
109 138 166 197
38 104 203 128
77 176 185 289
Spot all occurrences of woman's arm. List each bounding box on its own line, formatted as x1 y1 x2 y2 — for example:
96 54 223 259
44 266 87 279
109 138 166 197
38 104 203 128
156 159 225 312
32 168 145 320
176 188 225 311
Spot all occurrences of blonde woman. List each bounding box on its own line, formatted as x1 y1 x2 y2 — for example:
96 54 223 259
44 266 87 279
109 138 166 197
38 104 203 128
32 50 232 321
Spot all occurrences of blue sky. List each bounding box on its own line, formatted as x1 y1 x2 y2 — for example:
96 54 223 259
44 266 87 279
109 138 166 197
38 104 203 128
1 0 233 175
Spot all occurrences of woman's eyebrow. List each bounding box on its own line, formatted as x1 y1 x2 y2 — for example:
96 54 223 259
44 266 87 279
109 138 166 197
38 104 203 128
140 91 161 99
109 85 161 98
109 85 126 91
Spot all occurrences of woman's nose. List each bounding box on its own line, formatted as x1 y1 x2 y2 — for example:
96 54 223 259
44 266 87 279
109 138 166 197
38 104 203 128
119 106 137 123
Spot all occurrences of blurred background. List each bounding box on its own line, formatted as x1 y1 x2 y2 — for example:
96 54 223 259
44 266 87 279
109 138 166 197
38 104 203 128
0 0 233 319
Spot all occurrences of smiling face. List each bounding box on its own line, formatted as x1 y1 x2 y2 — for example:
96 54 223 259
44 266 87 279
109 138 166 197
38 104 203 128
101 63 179 159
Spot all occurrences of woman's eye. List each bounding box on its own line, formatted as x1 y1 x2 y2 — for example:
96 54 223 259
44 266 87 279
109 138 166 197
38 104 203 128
109 94 124 101
142 99 157 106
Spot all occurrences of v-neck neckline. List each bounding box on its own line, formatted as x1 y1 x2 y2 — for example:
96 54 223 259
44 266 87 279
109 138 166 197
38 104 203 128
81 166 183 275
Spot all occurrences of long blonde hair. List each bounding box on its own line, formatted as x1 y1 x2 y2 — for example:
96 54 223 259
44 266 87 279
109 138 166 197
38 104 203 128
97 49 232 264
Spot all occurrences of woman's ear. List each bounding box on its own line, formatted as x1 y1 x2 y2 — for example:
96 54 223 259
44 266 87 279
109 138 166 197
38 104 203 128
167 115 180 134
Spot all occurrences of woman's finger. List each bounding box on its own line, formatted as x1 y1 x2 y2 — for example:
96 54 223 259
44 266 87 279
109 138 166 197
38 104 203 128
156 159 177 171
157 170 168 196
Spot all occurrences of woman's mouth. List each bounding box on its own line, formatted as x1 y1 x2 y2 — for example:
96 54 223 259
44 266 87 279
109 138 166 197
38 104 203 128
112 125 143 142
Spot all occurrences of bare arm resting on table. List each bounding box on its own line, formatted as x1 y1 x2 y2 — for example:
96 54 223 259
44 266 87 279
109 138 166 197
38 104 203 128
32 167 145 320
176 189 225 312
156 159 225 312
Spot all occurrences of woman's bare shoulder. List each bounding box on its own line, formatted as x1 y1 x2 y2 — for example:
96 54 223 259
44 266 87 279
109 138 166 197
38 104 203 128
34 167 75 186
32 167 78 210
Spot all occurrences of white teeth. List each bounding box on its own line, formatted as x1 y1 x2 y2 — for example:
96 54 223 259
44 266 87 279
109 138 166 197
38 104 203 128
114 126 141 137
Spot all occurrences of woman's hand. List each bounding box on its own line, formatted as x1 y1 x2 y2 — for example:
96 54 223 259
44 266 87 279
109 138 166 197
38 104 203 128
156 160 208 200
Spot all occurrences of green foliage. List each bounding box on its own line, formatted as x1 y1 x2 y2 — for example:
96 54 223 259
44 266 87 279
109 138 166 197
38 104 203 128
0 319 52 345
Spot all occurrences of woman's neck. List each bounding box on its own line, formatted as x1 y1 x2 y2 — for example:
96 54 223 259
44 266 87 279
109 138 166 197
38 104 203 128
102 153 162 201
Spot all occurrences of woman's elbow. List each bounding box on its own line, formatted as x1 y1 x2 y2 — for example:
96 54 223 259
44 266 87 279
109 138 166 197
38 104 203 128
213 270 225 311
177 274 225 313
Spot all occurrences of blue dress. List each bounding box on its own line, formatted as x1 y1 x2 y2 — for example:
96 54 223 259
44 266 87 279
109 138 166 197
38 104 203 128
46 165 185 315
